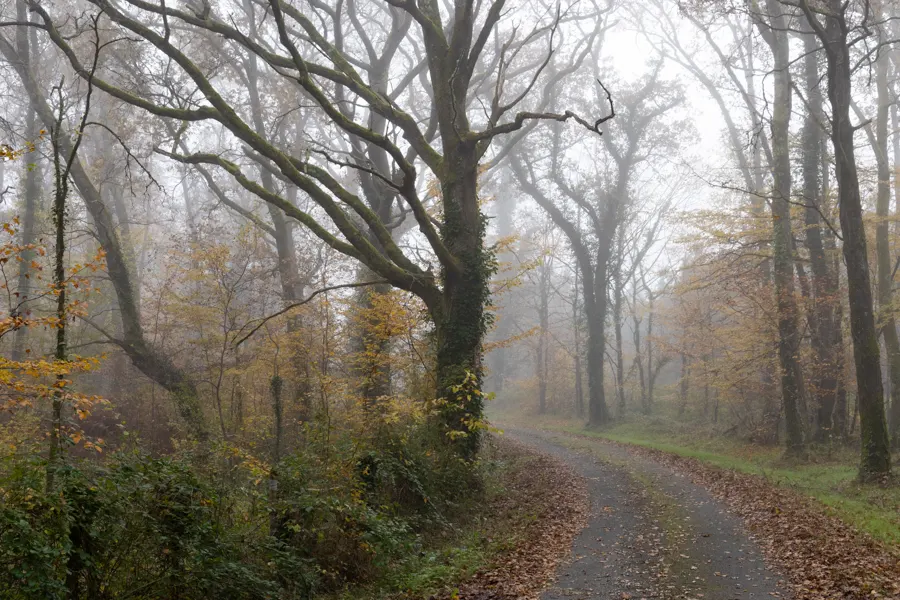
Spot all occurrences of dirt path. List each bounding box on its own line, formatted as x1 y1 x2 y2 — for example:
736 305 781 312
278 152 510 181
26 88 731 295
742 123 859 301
507 428 790 600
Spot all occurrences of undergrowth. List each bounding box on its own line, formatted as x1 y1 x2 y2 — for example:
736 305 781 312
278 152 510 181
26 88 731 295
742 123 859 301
344 437 542 599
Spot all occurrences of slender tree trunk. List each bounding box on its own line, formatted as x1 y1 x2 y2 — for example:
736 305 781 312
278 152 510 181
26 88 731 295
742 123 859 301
614 273 626 417
573 260 585 417
806 0 891 478
47 107 71 495
704 361 712 422
801 29 840 442
764 1 806 453
268 373 284 537
12 0 39 362
823 139 850 439
646 298 656 412
871 37 900 454
632 283 647 414
679 351 690 416
889 65 900 444
537 261 549 414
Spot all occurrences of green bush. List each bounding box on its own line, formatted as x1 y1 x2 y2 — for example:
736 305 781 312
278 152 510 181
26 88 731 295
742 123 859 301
0 417 482 599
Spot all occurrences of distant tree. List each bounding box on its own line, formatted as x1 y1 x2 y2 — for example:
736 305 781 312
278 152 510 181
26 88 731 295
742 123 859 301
511 71 682 426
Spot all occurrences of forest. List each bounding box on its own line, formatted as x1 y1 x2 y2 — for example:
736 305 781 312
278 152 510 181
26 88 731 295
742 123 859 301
0 0 899 598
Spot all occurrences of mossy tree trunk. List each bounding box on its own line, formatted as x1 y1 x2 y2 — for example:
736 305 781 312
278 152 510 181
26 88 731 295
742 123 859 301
433 150 492 460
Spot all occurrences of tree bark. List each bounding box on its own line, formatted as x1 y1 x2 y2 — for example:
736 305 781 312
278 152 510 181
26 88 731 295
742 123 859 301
760 0 806 454
11 0 40 362
802 0 891 479
871 35 900 454
800 28 841 442
434 150 491 459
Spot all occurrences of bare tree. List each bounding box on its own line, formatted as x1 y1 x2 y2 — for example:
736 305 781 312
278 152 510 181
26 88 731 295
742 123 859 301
511 71 681 426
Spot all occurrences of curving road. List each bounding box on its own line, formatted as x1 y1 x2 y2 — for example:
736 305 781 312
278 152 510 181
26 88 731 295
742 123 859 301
507 428 791 600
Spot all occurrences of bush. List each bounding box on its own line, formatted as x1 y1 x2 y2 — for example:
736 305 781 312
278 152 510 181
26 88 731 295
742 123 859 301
0 411 482 599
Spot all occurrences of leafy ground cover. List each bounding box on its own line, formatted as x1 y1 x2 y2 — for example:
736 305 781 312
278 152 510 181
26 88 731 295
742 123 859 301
492 411 900 599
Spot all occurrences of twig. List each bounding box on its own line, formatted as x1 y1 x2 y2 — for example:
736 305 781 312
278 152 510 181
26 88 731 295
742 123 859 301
235 280 390 346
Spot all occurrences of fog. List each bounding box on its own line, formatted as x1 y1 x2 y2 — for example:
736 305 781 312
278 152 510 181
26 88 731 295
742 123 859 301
0 0 898 597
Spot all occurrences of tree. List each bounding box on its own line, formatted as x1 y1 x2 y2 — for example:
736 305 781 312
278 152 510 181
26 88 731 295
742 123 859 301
799 18 845 441
0 29 210 441
511 70 681 426
799 0 891 479
753 0 806 454
11 0 40 363
853 25 900 454
21 0 610 457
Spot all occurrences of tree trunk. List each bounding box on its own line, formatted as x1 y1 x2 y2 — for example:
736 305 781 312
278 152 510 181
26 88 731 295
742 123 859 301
872 36 900 454
646 298 656 412
632 283 648 414
765 0 806 454
268 374 284 537
806 0 891 479
434 151 491 460
12 0 39 362
801 29 841 442
888 56 900 445
537 261 549 414
586 295 611 426
573 257 585 417
613 272 626 417
586 245 612 426
823 141 850 439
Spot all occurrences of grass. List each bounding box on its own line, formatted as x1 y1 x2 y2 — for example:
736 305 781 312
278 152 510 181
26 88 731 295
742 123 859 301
491 408 900 547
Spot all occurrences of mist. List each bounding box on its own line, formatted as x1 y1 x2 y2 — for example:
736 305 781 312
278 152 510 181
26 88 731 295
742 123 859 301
0 0 898 598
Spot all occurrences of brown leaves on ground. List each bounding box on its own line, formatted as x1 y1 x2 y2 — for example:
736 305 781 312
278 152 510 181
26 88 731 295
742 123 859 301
608 441 900 600
445 436 589 600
